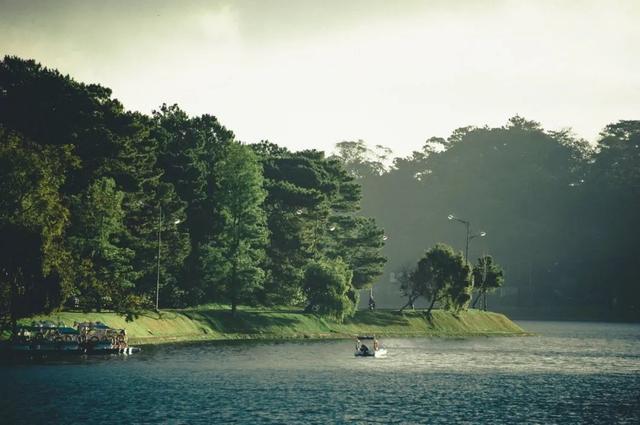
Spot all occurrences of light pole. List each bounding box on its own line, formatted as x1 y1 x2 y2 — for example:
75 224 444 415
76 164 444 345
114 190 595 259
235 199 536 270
447 214 485 261
155 205 181 311
368 233 388 310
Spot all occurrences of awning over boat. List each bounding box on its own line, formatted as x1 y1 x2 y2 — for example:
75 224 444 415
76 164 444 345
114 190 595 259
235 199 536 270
76 321 111 329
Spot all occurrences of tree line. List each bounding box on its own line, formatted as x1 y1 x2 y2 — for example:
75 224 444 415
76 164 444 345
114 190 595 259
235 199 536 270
334 117 640 319
0 57 387 331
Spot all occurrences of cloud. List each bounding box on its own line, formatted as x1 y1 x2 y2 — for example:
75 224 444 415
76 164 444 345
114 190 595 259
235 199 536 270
1 0 639 156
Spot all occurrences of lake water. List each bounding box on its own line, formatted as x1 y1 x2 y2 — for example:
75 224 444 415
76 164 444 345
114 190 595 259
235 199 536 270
1 321 639 424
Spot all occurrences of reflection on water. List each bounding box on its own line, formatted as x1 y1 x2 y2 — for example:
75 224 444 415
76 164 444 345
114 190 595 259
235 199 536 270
1 321 639 424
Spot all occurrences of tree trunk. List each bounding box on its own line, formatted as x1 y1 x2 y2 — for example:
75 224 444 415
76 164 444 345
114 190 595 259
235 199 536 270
230 266 238 316
230 251 238 317
10 273 19 340
472 292 481 308
399 295 417 312
426 296 437 316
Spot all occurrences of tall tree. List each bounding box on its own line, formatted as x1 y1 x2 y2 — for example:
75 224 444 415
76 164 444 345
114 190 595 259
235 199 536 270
67 177 141 313
253 145 386 307
579 120 640 312
201 143 267 314
0 56 190 307
472 255 505 310
251 144 324 305
397 263 419 311
0 128 78 333
103 112 190 308
332 140 392 178
326 215 386 291
406 244 472 315
321 155 387 298
152 104 232 305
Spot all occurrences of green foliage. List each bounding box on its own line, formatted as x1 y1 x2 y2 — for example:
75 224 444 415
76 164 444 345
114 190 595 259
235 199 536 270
325 215 386 290
397 263 418 310
353 117 639 316
152 104 233 304
0 128 78 329
105 113 190 307
201 143 267 314
67 177 142 313
4 54 640 322
472 255 505 309
256 147 325 305
0 56 191 311
331 140 392 178
254 145 386 307
0 56 389 322
302 258 356 321
572 120 640 312
407 244 472 314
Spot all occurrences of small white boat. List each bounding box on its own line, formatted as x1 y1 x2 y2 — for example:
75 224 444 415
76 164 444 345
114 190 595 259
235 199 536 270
354 335 387 358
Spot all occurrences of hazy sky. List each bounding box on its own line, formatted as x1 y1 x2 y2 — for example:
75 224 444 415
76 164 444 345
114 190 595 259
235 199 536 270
1 0 638 156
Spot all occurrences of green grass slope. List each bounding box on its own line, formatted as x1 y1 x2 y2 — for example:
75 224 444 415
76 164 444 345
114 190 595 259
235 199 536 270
23 306 526 345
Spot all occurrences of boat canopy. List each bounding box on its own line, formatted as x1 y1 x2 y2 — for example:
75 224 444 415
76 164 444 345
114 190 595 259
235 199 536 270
76 321 111 330
356 335 377 340
19 325 79 334
28 321 58 328
20 321 62 331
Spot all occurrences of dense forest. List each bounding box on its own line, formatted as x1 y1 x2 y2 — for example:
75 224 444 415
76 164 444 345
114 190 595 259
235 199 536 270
334 117 640 320
0 57 387 329
1 56 638 327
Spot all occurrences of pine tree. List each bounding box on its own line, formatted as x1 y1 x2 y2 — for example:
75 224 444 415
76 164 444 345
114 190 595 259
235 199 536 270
0 128 78 333
201 143 267 314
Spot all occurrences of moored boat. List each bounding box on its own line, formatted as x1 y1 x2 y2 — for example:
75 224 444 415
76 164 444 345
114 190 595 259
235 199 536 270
6 321 140 356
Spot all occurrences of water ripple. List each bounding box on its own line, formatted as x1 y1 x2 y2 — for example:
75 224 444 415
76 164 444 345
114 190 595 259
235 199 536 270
1 320 639 424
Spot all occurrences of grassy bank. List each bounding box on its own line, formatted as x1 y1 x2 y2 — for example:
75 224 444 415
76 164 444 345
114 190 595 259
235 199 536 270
22 306 527 345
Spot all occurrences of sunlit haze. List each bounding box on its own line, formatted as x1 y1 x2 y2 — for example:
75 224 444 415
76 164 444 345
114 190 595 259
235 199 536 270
1 0 638 156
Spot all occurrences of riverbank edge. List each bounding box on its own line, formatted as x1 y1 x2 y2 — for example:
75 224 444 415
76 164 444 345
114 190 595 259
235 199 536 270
17 308 529 346
129 330 532 346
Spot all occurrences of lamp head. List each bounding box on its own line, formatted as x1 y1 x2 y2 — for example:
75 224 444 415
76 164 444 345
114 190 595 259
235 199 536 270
447 214 454 220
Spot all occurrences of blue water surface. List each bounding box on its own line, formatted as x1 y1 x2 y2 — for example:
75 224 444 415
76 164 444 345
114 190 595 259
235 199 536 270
1 321 639 424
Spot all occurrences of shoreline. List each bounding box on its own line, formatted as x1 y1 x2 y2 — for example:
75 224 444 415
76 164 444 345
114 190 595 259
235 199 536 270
131 332 532 347
17 307 529 346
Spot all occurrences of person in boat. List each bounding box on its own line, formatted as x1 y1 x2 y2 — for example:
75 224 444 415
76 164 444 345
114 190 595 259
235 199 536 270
373 337 379 351
360 343 370 355
355 338 361 351
116 329 127 352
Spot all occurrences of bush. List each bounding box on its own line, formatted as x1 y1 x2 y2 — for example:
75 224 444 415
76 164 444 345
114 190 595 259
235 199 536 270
303 258 355 321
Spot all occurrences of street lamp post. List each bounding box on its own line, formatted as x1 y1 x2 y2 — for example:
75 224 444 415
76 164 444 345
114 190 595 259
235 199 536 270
156 206 161 311
367 233 388 311
447 214 486 261
155 205 181 311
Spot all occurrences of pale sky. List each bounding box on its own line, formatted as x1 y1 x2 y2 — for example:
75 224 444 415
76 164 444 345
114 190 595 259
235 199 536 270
1 0 638 156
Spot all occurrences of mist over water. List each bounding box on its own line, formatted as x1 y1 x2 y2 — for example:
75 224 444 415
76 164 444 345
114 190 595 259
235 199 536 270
1 321 639 424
